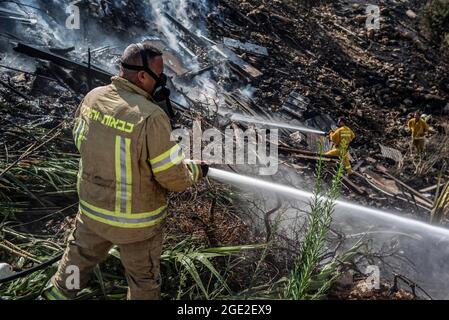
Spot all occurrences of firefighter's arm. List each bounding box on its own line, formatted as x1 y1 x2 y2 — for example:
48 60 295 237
329 129 340 145
72 102 82 139
146 111 202 192
72 100 86 151
424 121 430 134
407 119 413 132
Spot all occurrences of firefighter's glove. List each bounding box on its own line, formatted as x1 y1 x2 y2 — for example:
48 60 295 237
200 162 209 178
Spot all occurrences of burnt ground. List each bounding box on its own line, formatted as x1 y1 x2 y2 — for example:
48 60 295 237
206 0 449 219
1 0 448 300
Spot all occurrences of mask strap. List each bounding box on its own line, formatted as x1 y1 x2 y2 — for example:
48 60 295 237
137 43 161 85
120 43 161 85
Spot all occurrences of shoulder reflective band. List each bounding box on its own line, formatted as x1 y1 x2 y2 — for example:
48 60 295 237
74 119 86 151
340 130 352 143
76 159 83 195
149 144 184 174
43 286 69 300
115 136 132 214
187 162 200 182
80 200 167 228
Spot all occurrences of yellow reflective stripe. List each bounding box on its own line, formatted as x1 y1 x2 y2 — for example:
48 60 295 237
192 163 198 181
188 162 200 182
152 153 184 174
125 138 132 214
149 144 186 174
114 136 132 214
79 200 167 228
44 286 68 300
76 160 82 195
73 119 82 141
43 291 56 300
115 136 121 213
74 120 85 150
150 144 181 164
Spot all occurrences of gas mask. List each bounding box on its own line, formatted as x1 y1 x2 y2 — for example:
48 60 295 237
120 43 176 122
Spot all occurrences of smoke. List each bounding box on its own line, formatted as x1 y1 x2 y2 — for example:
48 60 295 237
0 0 234 101
149 1 182 52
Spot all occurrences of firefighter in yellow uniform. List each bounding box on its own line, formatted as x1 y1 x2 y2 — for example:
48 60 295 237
325 117 355 175
407 111 429 154
42 42 207 300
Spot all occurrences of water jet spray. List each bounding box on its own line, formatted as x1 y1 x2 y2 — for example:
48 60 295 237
207 168 449 239
229 114 326 135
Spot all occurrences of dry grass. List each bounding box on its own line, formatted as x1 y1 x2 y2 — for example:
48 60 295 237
412 123 449 176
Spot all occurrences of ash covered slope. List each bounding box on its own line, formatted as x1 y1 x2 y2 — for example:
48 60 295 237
206 0 449 204
211 0 448 155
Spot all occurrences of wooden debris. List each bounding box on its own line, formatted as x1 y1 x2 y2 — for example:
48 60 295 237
281 91 310 119
293 153 336 162
357 169 432 211
342 175 366 195
163 12 207 46
223 37 268 56
0 8 36 25
376 165 433 207
419 184 442 193
49 46 76 55
211 44 263 79
14 43 112 83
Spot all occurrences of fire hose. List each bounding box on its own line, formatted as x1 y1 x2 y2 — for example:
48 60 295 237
0 253 63 285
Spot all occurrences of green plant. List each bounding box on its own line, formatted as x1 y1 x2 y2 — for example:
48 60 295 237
159 240 266 299
0 237 265 300
424 0 449 47
283 145 345 300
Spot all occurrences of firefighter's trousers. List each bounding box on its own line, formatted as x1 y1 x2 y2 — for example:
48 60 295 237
46 213 163 300
412 137 425 154
325 148 352 174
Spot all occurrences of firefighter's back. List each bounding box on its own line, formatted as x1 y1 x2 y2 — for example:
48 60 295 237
73 76 172 243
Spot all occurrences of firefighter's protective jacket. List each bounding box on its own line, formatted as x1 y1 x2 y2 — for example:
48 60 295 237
72 76 201 243
407 118 429 139
329 126 355 150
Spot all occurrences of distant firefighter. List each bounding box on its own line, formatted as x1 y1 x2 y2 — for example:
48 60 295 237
326 117 355 175
407 111 429 154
